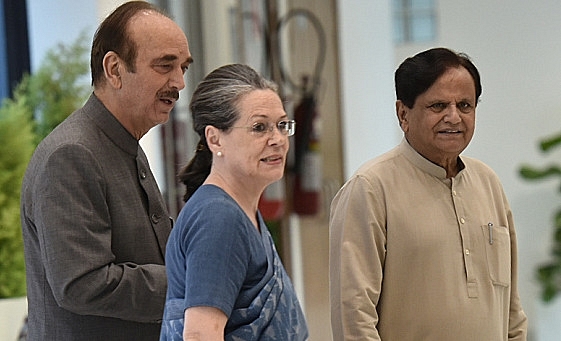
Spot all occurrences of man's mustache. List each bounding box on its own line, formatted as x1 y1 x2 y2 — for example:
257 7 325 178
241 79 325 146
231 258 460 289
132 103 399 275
159 90 180 101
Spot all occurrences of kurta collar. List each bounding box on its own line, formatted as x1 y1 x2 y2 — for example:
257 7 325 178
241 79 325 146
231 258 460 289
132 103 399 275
398 137 465 180
83 93 139 157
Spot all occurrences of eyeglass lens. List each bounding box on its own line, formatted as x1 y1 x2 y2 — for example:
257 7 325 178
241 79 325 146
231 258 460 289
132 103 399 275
278 120 295 136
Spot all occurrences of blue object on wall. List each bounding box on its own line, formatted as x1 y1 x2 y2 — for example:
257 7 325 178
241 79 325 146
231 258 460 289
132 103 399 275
1 0 30 101
0 0 8 101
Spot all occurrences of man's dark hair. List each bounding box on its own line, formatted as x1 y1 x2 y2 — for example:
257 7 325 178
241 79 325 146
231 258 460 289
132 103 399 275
395 47 482 108
90 1 168 87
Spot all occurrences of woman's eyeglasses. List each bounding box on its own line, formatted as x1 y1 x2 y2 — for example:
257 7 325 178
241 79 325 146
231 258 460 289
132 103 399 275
232 120 296 137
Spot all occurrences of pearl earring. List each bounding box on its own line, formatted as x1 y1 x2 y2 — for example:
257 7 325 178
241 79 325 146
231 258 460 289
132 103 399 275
217 151 223 157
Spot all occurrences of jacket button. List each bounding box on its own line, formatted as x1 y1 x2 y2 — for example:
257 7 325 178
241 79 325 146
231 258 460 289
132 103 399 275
151 214 160 223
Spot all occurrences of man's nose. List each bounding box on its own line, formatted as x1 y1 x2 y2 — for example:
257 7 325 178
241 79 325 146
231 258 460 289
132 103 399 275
170 68 186 91
444 105 462 124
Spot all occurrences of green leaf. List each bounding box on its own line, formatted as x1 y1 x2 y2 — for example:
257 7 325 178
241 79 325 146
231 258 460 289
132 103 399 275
542 284 558 302
540 133 561 152
519 165 561 180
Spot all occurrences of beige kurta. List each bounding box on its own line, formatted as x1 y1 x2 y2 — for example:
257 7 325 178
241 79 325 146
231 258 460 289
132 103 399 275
329 139 527 341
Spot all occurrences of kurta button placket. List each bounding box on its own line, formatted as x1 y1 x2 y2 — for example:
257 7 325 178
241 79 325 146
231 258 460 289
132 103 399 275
451 177 478 297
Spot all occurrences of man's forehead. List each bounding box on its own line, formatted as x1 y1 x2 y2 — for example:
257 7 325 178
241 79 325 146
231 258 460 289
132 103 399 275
129 10 175 34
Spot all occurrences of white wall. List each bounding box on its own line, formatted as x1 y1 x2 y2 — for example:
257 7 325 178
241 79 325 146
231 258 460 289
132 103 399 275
336 0 398 179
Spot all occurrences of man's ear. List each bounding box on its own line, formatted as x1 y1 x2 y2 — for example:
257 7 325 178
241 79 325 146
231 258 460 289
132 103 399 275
396 100 409 132
102 51 122 89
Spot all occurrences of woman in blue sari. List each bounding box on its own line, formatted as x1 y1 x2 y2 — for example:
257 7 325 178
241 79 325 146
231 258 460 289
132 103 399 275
161 64 308 340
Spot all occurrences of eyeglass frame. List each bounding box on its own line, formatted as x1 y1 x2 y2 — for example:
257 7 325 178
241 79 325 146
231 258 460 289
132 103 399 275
231 119 296 137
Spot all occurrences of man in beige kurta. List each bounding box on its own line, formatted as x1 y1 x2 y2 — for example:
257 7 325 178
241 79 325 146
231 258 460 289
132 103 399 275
329 47 527 341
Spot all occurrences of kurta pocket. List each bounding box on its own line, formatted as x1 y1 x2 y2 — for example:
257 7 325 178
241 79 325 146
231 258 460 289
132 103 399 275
481 224 511 287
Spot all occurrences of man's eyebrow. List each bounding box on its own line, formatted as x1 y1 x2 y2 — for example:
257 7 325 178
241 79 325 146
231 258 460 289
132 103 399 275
153 55 194 65
153 55 178 63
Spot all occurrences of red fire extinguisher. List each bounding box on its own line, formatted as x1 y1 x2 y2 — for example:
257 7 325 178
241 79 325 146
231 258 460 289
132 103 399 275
258 179 285 221
293 77 321 215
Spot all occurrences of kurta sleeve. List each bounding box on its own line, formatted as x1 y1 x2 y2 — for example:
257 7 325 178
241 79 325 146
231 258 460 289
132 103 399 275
506 209 528 340
329 175 386 341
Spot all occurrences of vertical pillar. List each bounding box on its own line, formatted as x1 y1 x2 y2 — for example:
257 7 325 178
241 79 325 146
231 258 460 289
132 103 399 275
0 0 8 100
2 0 31 98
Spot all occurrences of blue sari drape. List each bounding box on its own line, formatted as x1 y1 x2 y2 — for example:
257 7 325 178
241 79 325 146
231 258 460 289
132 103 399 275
160 220 308 341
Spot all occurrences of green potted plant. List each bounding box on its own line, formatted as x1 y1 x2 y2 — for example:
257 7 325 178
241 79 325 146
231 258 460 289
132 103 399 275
0 87 36 299
519 132 561 302
0 33 89 299
0 33 90 340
